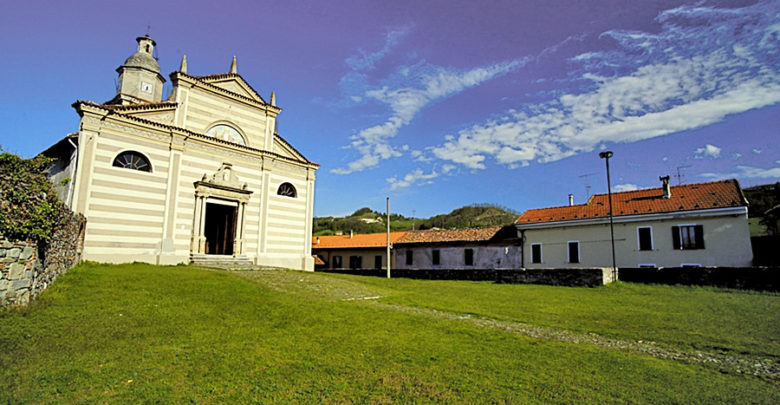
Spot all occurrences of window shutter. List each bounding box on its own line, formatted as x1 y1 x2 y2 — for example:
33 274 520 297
695 225 704 249
672 226 681 249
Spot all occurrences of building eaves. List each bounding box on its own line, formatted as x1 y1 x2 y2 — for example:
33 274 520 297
72 100 316 167
515 179 747 225
177 72 276 110
395 227 502 245
312 232 407 249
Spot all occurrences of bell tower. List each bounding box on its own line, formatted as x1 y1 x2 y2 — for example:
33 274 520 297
113 35 166 105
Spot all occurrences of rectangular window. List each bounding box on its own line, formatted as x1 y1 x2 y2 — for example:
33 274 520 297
672 225 704 250
637 227 653 251
464 249 474 266
405 250 413 265
531 243 542 264
332 255 342 268
374 255 382 269
432 250 440 265
349 255 362 269
567 241 580 263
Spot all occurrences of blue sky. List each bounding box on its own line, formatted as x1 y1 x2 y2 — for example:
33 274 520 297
1 0 778 217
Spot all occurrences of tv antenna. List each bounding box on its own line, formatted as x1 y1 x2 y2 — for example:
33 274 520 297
579 172 598 198
675 165 692 185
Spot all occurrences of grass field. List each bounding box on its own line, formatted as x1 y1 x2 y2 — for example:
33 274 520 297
1 263 778 403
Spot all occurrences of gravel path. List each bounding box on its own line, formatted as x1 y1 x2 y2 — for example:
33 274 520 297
368 302 780 381
226 269 779 381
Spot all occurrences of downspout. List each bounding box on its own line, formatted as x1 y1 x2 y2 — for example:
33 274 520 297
519 229 526 269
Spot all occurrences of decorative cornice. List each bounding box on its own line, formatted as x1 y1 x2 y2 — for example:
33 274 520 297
72 100 318 168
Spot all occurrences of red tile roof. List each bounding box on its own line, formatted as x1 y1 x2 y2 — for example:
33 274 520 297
516 179 747 225
395 227 502 244
312 232 407 249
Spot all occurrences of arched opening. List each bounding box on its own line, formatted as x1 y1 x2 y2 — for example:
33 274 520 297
277 182 297 198
112 151 152 172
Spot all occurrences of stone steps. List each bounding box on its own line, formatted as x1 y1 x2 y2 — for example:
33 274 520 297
190 254 256 269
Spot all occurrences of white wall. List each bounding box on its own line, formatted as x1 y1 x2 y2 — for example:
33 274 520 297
394 245 523 270
521 213 752 268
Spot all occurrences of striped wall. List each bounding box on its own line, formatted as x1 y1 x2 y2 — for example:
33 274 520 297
75 116 315 269
82 128 170 260
181 87 268 149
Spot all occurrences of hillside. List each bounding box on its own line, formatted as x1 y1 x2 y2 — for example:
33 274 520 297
313 204 519 236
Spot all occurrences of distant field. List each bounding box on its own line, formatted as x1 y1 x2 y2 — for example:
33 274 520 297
1 263 778 403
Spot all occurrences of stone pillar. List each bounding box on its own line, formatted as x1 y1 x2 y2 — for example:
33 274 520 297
191 195 207 254
234 202 246 255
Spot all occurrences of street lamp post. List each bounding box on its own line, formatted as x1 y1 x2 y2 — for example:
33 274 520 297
599 151 617 282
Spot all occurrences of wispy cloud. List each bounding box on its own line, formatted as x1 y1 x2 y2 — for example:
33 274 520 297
700 165 780 180
345 28 410 72
387 165 456 190
430 1 780 170
694 144 721 159
333 60 520 174
613 184 638 192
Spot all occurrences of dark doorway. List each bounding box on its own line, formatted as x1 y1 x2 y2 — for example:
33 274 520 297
204 202 237 255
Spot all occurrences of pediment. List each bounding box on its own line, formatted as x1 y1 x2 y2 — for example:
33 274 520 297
195 163 252 199
273 135 308 162
197 74 266 103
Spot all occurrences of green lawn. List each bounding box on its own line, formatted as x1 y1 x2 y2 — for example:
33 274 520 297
1 263 778 403
750 217 769 236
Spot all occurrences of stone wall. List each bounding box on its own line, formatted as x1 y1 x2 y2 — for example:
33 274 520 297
618 267 780 291
318 267 615 286
0 212 85 306
495 268 615 287
0 240 37 304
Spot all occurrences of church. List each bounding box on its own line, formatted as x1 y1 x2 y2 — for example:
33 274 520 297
43 35 319 270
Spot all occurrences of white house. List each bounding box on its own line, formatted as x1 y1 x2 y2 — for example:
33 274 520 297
515 178 752 268
393 227 523 270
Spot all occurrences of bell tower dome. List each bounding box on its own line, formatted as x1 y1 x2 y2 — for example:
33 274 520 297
113 35 166 105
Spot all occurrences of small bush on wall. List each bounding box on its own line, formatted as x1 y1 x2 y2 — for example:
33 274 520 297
0 151 64 242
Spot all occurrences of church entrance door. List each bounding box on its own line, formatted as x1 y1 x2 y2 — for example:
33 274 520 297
204 202 236 255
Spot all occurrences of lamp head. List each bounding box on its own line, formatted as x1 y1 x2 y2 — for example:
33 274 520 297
599 151 613 159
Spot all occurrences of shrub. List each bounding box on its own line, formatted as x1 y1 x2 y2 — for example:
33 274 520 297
0 151 65 242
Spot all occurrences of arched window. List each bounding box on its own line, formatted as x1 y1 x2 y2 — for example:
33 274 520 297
277 182 297 198
112 151 151 172
206 124 246 146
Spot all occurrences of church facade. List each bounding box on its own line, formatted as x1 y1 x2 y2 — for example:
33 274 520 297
44 36 318 270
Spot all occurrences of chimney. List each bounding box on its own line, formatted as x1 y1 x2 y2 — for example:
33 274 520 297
660 175 671 199
568 194 574 206
316 237 320 245
350 230 353 239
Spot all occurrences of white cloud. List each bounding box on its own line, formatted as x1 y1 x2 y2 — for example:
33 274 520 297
429 1 780 170
753 148 762 154
613 184 638 192
731 152 742 160
333 60 520 174
694 144 721 159
386 165 456 190
700 165 780 180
